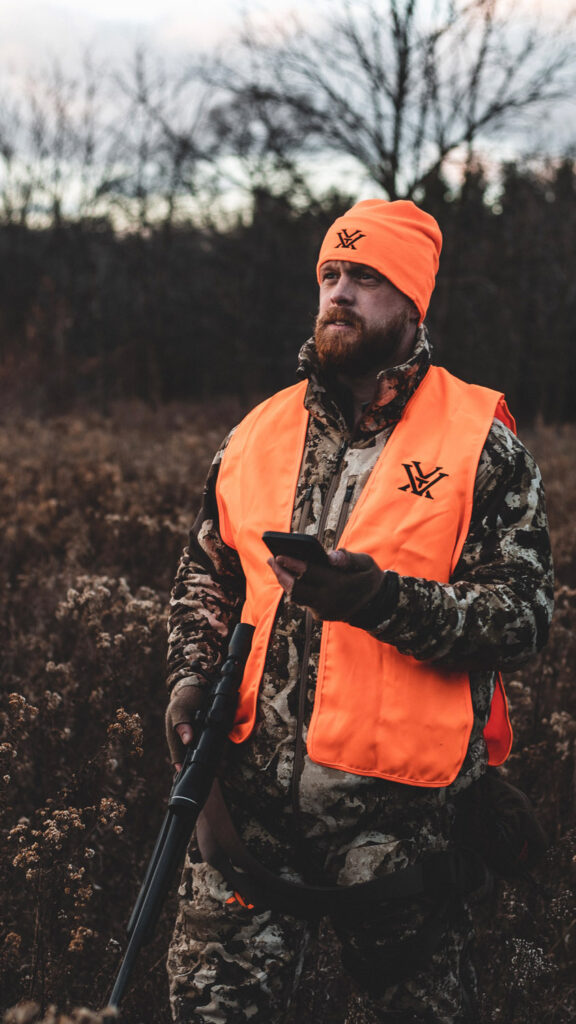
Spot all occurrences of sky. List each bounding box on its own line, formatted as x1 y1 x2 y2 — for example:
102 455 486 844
0 0 574 197
0 0 314 76
2 0 573 100
2 0 572 54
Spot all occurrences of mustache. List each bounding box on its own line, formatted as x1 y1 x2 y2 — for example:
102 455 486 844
315 309 364 330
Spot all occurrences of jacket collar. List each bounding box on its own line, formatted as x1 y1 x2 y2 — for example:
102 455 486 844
297 326 432 439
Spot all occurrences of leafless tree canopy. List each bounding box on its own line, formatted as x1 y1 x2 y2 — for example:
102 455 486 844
0 0 574 222
0 50 220 231
204 0 576 199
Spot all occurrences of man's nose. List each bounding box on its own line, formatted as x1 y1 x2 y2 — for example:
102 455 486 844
330 275 353 304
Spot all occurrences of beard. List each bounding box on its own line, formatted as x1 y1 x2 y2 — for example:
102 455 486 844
314 308 412 376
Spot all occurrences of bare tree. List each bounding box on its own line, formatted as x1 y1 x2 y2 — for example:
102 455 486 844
0 47 223 233
0 53 129 229
101 48 222 230
202 0 576 200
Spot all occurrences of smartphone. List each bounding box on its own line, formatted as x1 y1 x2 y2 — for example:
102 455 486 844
262 531 330 565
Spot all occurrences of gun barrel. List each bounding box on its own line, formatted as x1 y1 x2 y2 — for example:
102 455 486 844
107 622 254 1010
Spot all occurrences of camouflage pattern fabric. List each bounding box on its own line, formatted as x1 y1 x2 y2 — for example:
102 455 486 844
165 329 554 1022
167 856 477 1023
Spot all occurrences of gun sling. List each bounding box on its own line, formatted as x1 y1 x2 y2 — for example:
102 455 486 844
196 780 487 920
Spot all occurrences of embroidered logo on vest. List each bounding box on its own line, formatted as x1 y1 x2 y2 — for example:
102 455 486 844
399 462 449 499
335 228 366 250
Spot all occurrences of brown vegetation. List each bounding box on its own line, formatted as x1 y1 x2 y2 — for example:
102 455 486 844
1 408 575 1023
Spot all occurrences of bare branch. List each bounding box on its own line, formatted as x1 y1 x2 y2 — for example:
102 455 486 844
201 0 576 198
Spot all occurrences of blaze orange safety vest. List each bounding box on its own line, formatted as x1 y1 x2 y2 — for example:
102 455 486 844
215 365 514 787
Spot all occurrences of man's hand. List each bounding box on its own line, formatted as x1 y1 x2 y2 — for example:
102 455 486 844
165 682 205 770
268 548 398 627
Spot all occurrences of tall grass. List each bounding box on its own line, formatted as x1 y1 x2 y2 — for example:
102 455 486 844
1 409 574 1023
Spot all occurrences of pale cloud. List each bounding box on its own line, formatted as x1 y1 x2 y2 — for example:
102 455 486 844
0 0 314 72
0 3 141 76
46 0 179 21
3 0 571 79
0 0 320 108
0 0 572 168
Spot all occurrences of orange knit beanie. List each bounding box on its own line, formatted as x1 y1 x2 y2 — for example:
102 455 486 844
316 199 442 322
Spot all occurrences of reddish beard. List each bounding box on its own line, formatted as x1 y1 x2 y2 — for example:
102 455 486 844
314 308 411 375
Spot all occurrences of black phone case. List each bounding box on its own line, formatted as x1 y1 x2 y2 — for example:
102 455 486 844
262 531 329 565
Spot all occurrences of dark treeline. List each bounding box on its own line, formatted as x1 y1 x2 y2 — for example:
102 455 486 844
1 157 575 425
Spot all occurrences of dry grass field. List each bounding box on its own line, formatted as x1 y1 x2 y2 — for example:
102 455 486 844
1 407 575 1024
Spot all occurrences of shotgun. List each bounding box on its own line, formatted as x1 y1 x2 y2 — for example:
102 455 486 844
108 621 254 1010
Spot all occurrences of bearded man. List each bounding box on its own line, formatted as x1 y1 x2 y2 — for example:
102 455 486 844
164 200 553 1023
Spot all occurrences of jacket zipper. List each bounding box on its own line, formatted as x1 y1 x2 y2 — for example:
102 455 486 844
333 482 355 548
291 443 348 831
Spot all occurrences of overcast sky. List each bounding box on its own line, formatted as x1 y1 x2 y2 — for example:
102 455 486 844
2 0 573 75
3 1 573 91
0 0 315 77
1 0 574 169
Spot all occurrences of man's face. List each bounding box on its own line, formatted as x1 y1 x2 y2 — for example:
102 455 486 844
314 260 418 376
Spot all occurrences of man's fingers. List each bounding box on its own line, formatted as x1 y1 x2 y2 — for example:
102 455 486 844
328 548 351 570
172 723 194 770
267 555 308 593
329 549 375 572
176 723 194 746
275 554 309 575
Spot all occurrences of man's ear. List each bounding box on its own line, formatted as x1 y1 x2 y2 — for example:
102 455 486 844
408 299 420 323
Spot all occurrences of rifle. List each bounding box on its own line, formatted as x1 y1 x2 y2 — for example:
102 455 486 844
108 621 255 1011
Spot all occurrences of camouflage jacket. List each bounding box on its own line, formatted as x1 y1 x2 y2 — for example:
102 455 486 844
166 330 554 884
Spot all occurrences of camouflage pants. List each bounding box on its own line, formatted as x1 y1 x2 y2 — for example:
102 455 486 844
167 857 479 1024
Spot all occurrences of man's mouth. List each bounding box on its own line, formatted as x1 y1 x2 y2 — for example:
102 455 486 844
325 316 356 327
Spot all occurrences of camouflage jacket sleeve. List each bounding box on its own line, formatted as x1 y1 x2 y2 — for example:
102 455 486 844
166 431 245 695
371 419 554 669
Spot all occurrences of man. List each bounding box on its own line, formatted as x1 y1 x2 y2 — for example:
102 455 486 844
164 200 554 1023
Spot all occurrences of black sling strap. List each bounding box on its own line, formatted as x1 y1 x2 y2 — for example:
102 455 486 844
196 781 486 920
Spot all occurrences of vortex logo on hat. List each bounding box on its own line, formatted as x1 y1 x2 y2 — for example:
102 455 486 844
335 228 366 250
